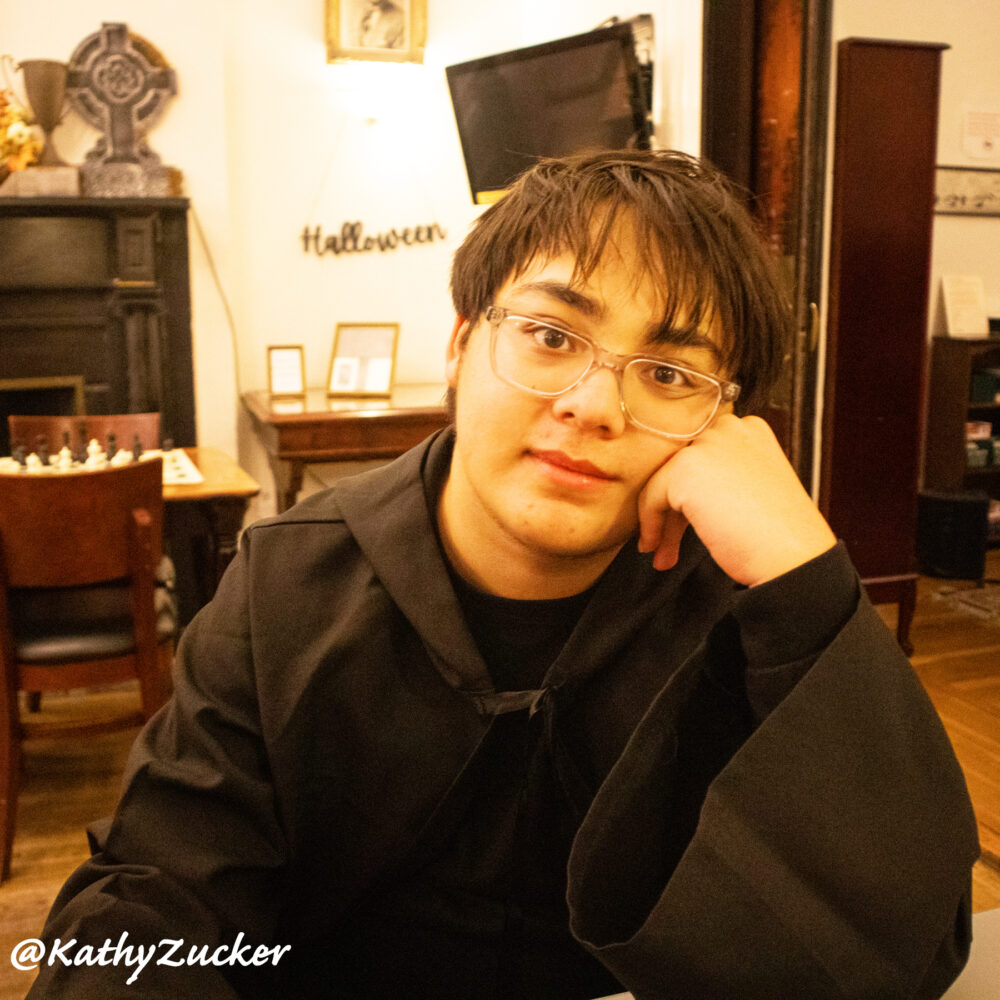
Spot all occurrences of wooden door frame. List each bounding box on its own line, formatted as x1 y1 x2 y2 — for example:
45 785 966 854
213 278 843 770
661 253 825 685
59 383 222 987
701 0 833 487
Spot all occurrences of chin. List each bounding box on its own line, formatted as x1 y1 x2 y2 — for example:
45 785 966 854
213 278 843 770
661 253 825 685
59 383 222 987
511 508 635 561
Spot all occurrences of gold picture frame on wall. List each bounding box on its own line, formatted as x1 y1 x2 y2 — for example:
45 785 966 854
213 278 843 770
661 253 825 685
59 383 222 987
267 345 306 397
327 323 399 397
325 0 427 63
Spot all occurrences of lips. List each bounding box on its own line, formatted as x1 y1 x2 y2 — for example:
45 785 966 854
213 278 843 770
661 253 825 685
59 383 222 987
531 449 617 481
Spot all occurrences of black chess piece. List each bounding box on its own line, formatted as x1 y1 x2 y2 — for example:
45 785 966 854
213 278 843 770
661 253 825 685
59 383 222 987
132 434 143 461
12 444 26 467
75 421 89 464
162 437 174 452
35 435 50 466
107 432 118 460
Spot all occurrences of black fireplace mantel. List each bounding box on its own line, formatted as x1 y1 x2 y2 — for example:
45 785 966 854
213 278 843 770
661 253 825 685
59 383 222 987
0 196 196 454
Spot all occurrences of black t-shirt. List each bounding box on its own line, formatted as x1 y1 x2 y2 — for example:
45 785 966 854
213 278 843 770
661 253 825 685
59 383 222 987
328 569 624 1000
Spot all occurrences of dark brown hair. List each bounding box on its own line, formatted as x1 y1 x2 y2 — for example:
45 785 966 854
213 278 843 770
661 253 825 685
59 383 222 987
449 149 791 415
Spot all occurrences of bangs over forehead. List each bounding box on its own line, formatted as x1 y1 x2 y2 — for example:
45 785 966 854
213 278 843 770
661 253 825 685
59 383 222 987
449 150 791 414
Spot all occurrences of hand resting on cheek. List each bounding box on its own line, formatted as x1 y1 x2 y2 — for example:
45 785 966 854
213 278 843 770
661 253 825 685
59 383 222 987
637 414 837 586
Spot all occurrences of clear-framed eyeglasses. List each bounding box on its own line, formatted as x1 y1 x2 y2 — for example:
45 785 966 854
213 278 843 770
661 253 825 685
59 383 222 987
485 306 741 440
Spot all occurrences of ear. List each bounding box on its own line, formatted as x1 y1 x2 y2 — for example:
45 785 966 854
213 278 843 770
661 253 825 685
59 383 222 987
445 316 471 388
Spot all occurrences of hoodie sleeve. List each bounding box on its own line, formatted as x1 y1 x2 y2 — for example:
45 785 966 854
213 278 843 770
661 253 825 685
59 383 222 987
567 555 979 999
26 534 286 999
732 540 859 720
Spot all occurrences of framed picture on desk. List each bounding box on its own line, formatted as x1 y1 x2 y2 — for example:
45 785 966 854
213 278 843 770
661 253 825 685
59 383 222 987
267 345 306 397
327 323 398 397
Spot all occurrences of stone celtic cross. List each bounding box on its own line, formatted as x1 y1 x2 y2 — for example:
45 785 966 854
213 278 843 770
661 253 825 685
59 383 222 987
66 22 177 194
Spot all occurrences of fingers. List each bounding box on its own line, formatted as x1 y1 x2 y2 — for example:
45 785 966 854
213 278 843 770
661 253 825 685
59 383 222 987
651 507 689 571
637 459 689 570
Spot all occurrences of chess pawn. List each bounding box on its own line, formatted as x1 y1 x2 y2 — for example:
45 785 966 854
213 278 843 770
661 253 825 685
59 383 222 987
25 452 43 472
56 431 74 469
107 432 118 460
84 437 106 467
34 435 50 466
75 422 89 463
132 435 143 461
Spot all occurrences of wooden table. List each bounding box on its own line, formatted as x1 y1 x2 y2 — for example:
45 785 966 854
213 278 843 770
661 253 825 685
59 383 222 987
243 384 449 512
164 446 260 625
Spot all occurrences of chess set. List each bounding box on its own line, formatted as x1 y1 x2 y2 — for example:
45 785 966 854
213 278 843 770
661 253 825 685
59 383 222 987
0 434 204 485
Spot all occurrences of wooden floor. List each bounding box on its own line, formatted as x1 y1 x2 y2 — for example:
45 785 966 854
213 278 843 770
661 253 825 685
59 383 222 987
1 556 999 999
875 549 1000 915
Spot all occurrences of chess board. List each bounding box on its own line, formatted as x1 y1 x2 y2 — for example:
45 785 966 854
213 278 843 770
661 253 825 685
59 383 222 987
0 446 204 485
158 449 205 485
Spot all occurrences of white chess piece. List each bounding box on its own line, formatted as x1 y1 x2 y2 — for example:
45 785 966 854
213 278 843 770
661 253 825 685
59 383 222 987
25 453 43 472
110 449 133 466
85 438 107 467
56 445 74 470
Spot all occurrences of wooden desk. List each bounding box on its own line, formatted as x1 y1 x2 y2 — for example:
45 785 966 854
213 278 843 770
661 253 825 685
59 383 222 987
164 447 260 626
243 384 448 512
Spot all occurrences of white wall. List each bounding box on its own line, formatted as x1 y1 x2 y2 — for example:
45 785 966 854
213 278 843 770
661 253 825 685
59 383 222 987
1 0 702 518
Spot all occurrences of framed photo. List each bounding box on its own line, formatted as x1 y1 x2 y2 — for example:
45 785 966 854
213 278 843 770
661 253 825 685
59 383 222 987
935 166 1000 216
267 345 306 397
327 323 399 397
325 0 426 63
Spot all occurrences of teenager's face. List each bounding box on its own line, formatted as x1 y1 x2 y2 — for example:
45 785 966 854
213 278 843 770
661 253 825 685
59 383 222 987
441 241 730 585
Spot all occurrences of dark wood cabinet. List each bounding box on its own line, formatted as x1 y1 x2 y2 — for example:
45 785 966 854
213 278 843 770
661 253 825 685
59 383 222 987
819 39 946 653
0 197 196 455
924 336 1000 497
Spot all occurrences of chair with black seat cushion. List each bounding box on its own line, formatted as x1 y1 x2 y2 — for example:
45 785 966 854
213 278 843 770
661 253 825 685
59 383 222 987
7 413 170 715
0 458 175 882
7 412 162 460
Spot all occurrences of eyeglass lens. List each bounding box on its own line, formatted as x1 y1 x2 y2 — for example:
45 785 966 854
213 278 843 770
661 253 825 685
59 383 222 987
491 314 723 438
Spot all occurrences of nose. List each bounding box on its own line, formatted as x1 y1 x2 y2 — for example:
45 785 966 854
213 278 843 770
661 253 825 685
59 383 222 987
550 363 627 436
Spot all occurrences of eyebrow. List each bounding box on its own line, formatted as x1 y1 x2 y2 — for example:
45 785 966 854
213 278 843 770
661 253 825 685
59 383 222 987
511 279 721 360
511 280 606 319
646 322 721 360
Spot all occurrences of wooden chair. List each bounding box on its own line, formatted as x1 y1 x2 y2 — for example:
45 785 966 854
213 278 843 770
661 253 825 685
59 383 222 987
7 412 162 459
7 414 168 716
0 459 175 882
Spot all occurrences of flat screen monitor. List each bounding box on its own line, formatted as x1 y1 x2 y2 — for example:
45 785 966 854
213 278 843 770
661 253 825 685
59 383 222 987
446 23 652 204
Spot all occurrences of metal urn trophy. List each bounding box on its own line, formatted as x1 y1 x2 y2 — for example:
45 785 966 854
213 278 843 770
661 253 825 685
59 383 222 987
17 59 69 166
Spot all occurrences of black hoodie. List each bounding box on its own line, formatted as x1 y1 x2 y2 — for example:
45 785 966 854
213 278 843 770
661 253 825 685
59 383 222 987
31 428 978 999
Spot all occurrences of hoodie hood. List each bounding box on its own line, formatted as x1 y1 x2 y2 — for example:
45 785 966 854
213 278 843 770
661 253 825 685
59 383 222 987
291 427 725 715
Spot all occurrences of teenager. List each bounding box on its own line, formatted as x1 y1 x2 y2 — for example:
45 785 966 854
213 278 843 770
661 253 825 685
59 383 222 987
30 150 977 999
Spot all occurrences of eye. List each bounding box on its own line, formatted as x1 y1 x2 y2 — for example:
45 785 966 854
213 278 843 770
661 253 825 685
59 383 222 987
634 360 706 398
542 326 573 349
652 364 692 388
517 319 578 352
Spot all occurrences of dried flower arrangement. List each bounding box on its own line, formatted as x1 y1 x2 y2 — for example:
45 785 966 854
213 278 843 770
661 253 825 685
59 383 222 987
1 87 41 180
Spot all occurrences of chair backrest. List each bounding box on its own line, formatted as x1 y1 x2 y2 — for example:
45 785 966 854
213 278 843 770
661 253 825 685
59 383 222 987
0 459 164 589
7 413 162 457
